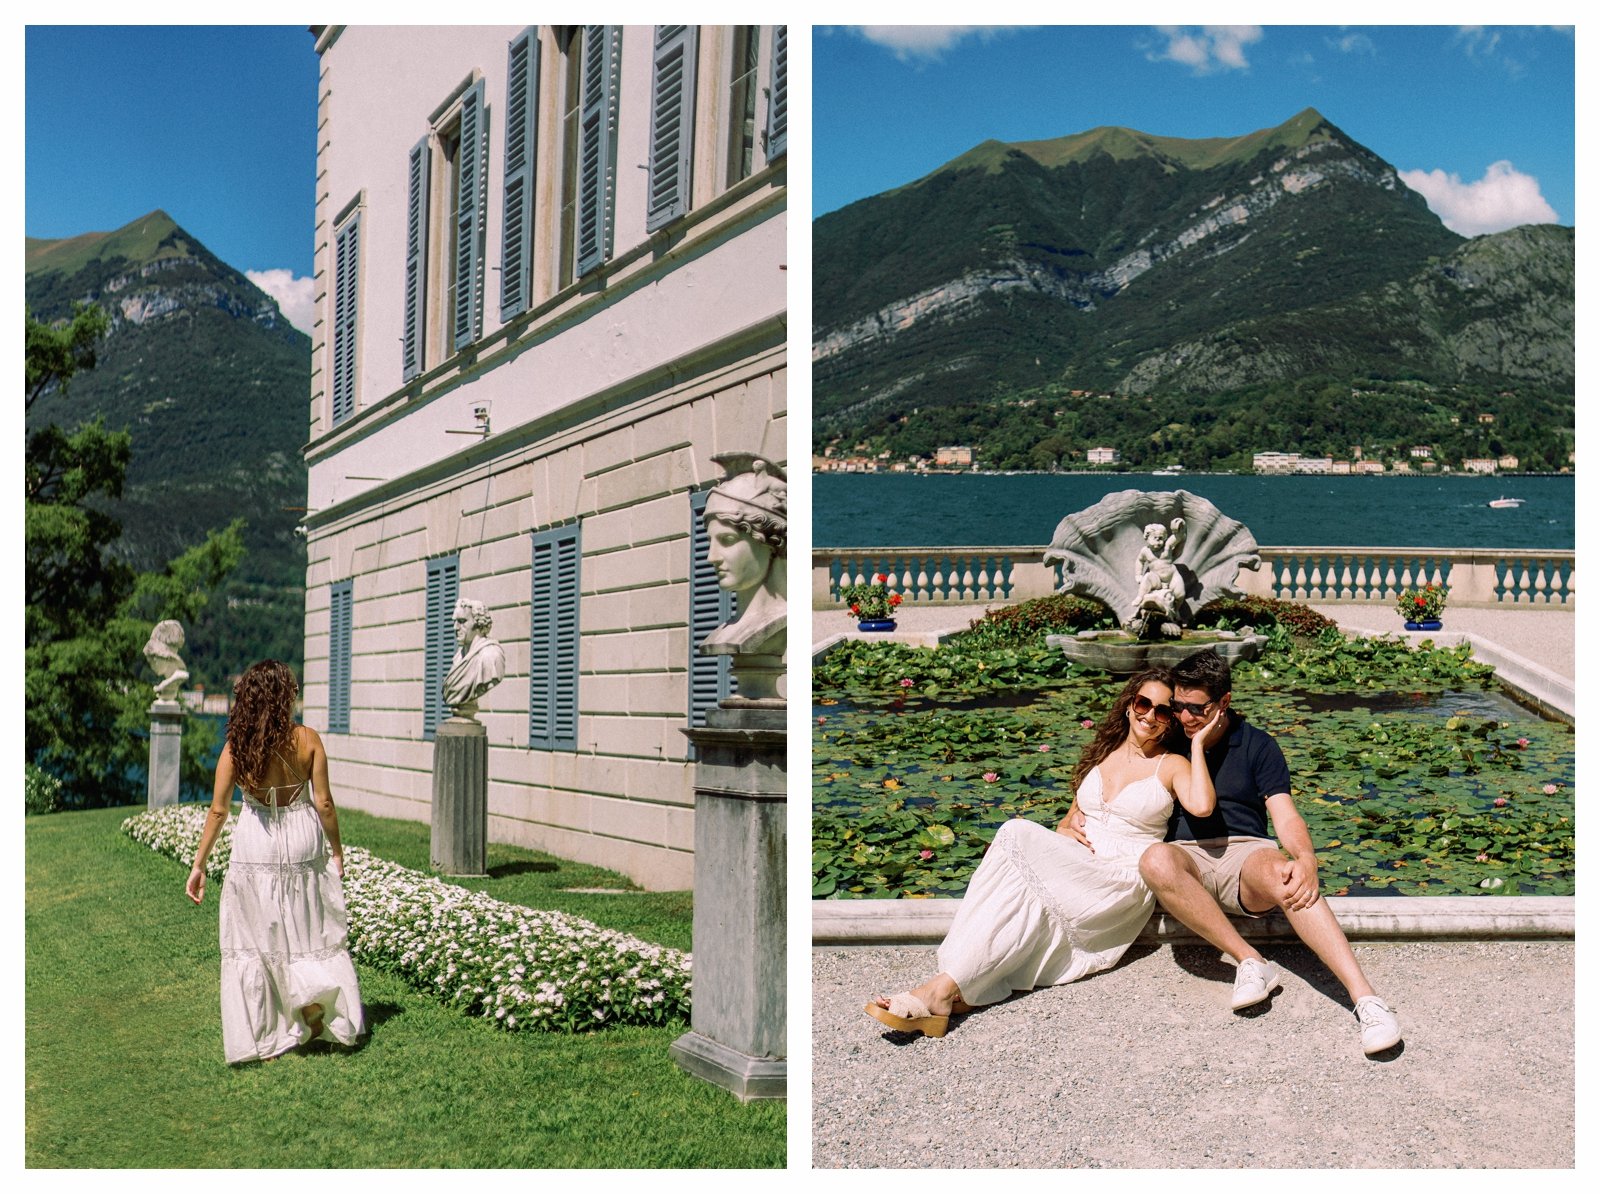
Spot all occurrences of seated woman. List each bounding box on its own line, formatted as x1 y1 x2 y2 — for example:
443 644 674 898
867 667 1220 1038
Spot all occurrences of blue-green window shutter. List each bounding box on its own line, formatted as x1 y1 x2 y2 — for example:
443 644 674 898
501 28 540 321
402 137 430 380
646 26 697 232
423 555 459 740
765 26 787 160
576 25 621 277
530 525 581 750
454 79 488 352
328 580 353 734
688 490 736 739
331 213 360 425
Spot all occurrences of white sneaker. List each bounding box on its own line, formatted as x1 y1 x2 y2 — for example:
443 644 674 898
1230 957 1281 1010
1355 995 1402 1054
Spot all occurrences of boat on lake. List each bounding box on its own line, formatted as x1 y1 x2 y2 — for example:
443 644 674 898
1488 496 1526 508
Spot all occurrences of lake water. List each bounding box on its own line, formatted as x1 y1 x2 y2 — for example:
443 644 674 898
814 473 1575 549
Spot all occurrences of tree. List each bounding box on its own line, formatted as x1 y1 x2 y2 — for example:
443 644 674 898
25 305 245 807
26 302 110 412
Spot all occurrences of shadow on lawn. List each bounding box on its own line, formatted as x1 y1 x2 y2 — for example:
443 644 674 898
487 860 560 878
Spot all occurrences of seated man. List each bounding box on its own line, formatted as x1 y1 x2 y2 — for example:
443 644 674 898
1067 648 1402 1056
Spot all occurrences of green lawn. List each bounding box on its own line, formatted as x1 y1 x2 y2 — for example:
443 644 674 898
26 806 785 1168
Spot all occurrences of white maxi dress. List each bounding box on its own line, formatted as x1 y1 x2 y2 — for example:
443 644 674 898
937 756 1174 1007
218 761 364 1063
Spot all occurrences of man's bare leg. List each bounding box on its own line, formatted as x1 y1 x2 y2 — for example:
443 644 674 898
1238 851 1375 1002
1139 843 1263 965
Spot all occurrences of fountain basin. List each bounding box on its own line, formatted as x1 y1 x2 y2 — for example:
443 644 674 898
1044 628 1268 674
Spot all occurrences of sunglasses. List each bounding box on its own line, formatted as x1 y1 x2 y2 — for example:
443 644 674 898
1130 694 1174 721
1170 698 1216 718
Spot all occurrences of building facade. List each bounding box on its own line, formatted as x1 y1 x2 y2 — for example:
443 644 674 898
302 25 787 889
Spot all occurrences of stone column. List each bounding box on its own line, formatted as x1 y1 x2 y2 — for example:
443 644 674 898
431 715 488 876
671 704 786 1101
147 700 185 808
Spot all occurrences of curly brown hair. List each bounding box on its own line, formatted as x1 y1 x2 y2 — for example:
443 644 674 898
1072 667 1187 790
227 660 300 788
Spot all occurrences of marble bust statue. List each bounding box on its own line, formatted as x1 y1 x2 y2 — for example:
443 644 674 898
143 620 189 701
442 598 506 716
701 453 786 703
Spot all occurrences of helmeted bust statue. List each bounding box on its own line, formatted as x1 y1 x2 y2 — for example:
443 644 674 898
143 620 190 702
442 598 506 717
700 453 786 704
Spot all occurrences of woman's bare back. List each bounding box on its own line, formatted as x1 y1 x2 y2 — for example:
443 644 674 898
239 724 315 805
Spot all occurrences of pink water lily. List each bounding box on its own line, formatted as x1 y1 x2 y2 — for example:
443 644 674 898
1517 738 1530 748
1493 797 1510 807
1037 745 1051 752
1476 853 1490 863
982 771 999 783
919 849 934 860
1543 783 1559 794
1080 718 1094 729
899 678 914 688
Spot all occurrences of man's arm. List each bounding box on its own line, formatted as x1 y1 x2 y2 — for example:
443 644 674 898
1266 791 1320 910
1056 801 1092 851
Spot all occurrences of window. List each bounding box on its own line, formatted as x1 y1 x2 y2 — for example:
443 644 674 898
646 26 698 232
530 525 581 751
575 25 621 278
500 27 541 321
725 27 760 185
423 555 459 740
764 26 786 161
688 490 736 737
331 209 361 425
402 138 430 380
451 80 488 351
402 79 488 377
328 580 353 733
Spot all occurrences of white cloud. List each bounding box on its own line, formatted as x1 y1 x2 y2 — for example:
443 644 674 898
247 269 315 335
1148 25 1262 75
1454 25 1502 58
854 26 1001 61
1399 161 1559 236
1327 31 1375 56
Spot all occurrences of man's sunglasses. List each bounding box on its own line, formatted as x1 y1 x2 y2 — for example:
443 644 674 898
1130 694 1174 721
1170 698 1215 718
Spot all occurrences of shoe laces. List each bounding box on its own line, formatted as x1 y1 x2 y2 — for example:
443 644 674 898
1356 998 1390 1025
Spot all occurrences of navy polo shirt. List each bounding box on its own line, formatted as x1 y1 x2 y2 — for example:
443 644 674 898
1166 712 1290 842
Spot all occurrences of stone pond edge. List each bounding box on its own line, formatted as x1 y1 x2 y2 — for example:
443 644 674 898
813 895 1575 946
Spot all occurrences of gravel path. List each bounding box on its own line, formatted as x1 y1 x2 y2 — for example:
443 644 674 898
811 940 1573 1168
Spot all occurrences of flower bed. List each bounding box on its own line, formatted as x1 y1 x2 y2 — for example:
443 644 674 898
122 805 691 1032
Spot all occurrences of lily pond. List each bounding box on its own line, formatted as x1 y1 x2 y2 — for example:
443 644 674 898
813 636 1574 900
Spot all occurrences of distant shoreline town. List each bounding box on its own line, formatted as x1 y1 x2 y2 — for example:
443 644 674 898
814 444 1570 478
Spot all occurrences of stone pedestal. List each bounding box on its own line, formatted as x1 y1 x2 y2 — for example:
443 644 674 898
431 716 488 877
671 705 786 1101
147 700 185 808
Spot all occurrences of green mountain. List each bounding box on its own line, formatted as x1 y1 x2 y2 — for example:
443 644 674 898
26 210 310 686
813 109 1574 455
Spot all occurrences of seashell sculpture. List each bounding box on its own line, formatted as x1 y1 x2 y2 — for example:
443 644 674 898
1043 490 1262 638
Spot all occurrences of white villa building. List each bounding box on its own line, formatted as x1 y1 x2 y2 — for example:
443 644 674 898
300 25 787 888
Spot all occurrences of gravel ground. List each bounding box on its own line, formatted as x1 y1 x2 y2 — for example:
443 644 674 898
811 940 1573 1169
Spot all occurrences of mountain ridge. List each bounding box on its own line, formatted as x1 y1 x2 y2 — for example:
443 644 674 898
813 108 1571 453
26 210 311 684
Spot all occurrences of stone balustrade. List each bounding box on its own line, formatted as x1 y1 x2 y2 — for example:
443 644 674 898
813 546 1574 609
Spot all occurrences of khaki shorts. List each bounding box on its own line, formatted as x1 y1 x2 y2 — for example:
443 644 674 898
1166 837 1282 917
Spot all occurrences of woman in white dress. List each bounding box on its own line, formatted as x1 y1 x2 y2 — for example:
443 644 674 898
185 660 365 1062
867 668 1220 1038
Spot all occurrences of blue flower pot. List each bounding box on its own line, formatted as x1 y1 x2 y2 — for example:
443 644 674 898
1404 619 1443 631
857 619 898 632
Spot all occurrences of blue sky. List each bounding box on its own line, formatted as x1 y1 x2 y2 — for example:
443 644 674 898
815 25 1576 236
26 26 320 331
